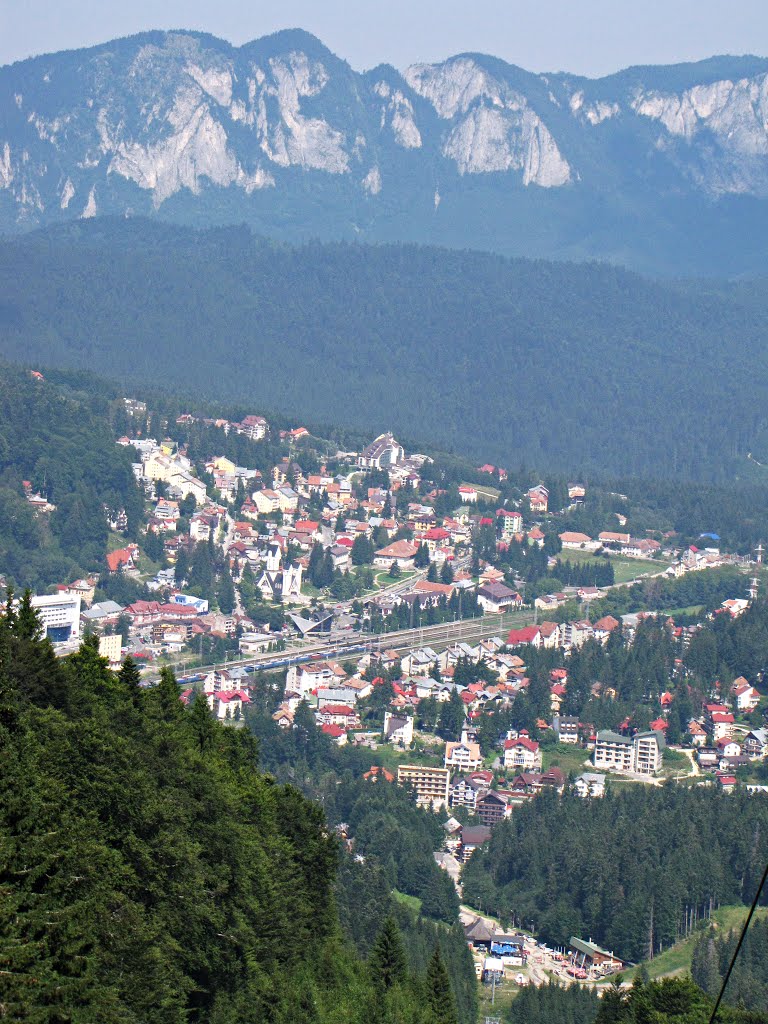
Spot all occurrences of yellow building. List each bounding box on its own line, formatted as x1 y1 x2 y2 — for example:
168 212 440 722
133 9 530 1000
98 633 123 669
210 456 236 475
396 764 450 809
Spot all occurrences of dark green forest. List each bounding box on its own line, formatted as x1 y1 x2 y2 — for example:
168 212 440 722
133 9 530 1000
0 603 474 1023
692 918 768 1013
462 785 768 963
0 364 143 589
498 976 765 1024
3 219 768 479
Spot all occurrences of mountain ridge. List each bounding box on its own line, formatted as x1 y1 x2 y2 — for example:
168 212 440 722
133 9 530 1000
2 216 768 480
3 30 768 272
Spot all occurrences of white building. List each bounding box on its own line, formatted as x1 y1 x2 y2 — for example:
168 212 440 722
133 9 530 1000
383 711 414 746
503 736 542 772
444 741 483 772
31 593 81 643
592 731 634 773
358 432 404 470
574 773 606 798
593 730 664 776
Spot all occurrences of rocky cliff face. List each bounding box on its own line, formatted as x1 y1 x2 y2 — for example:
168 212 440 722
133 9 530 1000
2 30 768 272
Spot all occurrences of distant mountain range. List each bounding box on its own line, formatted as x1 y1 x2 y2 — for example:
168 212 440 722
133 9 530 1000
3 30 768 273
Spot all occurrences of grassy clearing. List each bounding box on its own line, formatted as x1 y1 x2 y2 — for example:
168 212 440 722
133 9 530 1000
369 742 444 771
392 890 422 914
615 905 768 983
559 548 667 584
477 974 521 1018
463 481 501 502
542 744 592 776
660 605 705 618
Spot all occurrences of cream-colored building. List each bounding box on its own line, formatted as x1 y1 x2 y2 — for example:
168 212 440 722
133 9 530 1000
397 764 450 809
253 489 282 514
444 741 483 772
98 633 123 669
593 730 663 776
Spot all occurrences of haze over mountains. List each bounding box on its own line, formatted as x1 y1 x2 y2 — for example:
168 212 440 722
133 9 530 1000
3 217 768 481
3 29 768 273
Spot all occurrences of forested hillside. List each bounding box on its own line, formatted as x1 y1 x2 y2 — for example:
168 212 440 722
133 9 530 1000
462 786 768 964
692 919 768 1012
0 364 143 588
3 220 768 479
0 609 472 1023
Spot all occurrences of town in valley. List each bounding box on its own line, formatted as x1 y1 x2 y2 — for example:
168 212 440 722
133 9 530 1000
15 384 768 995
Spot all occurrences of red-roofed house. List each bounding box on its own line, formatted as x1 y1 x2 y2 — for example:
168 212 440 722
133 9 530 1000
321 723 348 746
503 736 542 771
710 712 735 742
733 682 760 712
421 527 452 553
507 626 542 648
688 721 707 746
208 690 251 720
106 544 140 574
497 508 523 539
716 773 737 793
317 704 360 729
374 540 420 568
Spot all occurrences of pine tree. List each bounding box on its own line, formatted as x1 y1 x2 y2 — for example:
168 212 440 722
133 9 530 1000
118 656 143 706
427 562 438 583
414 543 430 569
16 589 42 641
425 944 458 1024
352 534 374 566
308 543 324 587
155 666 183 720
189 691 215 753
217 566 236 614
320 549 335 589
175 545 190 586
369 915 407 990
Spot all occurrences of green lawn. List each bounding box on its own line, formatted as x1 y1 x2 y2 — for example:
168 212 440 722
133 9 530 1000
392 890 422 914
614 905 768 983
660 605 705 618
369 742 444 771
463 481 501 502
477 973 521 1018
542 744 592 776
371 568 418 590
559 548 667 584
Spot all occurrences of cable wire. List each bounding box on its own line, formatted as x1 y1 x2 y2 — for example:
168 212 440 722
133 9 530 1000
708 859 768 1023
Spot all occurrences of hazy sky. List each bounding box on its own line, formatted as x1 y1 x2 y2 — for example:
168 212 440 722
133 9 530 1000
3 0 768 75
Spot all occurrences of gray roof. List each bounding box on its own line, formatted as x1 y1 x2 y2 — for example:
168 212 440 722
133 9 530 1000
636 729 666 749
464 918 495 943
570 936 619 960
82 600 124 619
462 825 492 845
596 730 631 745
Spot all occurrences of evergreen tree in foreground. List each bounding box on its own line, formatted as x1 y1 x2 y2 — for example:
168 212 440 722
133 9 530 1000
425 944 458 1024
369 915 408 991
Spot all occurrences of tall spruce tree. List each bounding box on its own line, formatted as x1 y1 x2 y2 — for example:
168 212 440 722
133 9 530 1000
369 915 407 991
425 944 458 1024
